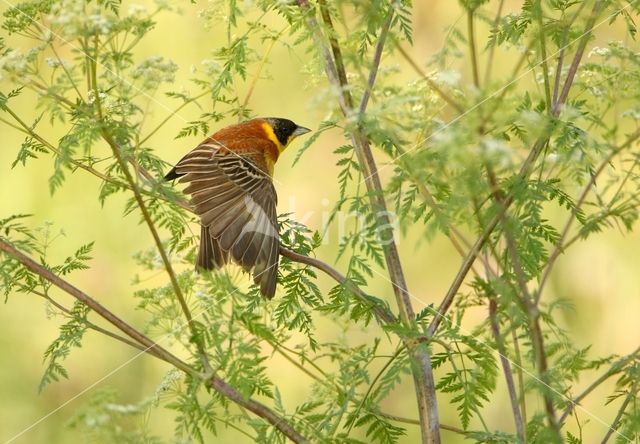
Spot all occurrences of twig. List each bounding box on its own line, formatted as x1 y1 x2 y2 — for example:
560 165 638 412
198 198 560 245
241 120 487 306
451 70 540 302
560 346 640 425
428 214 500 336
279 246 396 325
206 376 306 443
138 90 209 146
600 383 637 444
33 289 150 354
511 323 528 437
239 26 288 118
359 12 393 114
535 1 552 112
552 2 588 105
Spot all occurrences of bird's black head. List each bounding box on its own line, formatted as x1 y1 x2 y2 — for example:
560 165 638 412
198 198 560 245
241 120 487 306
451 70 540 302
264 117 311 148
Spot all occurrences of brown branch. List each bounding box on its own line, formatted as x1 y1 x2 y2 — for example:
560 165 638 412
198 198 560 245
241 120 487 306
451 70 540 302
206 376 306 443
0 238 194 374
552 2 588 104
428 213 501 336
485 161 560 437
466 9 480 88
359 11 393 114
0 238 308 443
552 0 604 114
484 0 505 84
297 2 440 442
535 1 552 112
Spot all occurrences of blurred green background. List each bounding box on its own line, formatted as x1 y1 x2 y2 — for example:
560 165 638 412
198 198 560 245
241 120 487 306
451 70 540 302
1 1 639 442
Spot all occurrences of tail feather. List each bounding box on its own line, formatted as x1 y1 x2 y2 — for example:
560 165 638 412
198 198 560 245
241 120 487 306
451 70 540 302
196 225 228 270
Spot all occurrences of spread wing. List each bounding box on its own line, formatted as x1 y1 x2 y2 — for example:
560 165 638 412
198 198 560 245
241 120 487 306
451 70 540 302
169 139 279 298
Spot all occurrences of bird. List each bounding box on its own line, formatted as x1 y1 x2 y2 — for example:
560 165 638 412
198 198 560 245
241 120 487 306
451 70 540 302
164 117 311 299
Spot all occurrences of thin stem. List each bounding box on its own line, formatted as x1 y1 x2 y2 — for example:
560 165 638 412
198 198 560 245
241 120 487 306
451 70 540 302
489 298 525 441
206 375 306 443
346 345 404 436
394 43 465 113
34 289 150 354
0 115 29 132
2 105 122 186
239 26 288 117
391 144 483 266
552 2 587 105
428 214 500 336
50 43 85 101
484 0 505 84
553 0 604 114
138 90 209 146
273 340 464 437
600 383 637 444
359 12 393 114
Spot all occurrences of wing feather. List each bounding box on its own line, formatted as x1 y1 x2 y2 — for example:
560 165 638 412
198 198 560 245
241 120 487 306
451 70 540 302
169 137 280 298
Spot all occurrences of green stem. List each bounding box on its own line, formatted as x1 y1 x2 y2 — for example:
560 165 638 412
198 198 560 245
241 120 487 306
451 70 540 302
536 1 552 112
467 9 480 88
88 40 211 373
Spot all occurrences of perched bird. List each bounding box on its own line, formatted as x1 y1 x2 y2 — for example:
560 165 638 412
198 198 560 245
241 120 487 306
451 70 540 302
165 117 311 299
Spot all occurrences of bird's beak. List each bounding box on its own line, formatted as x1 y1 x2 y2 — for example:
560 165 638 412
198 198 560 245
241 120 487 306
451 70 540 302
292 126 312 137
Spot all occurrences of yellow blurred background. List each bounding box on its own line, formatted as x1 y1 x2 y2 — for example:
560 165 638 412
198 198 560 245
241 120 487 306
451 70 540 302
1 1 639 443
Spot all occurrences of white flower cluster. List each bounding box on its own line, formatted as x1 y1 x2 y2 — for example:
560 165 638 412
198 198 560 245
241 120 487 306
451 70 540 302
0 49 28 81
481 137 512 168
127 4 147 17
48 0 115 38
87 89 109 105
435 69 461 87
622 108 640 120
200 59 222 77
131 56 179 89
588 46 611 58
